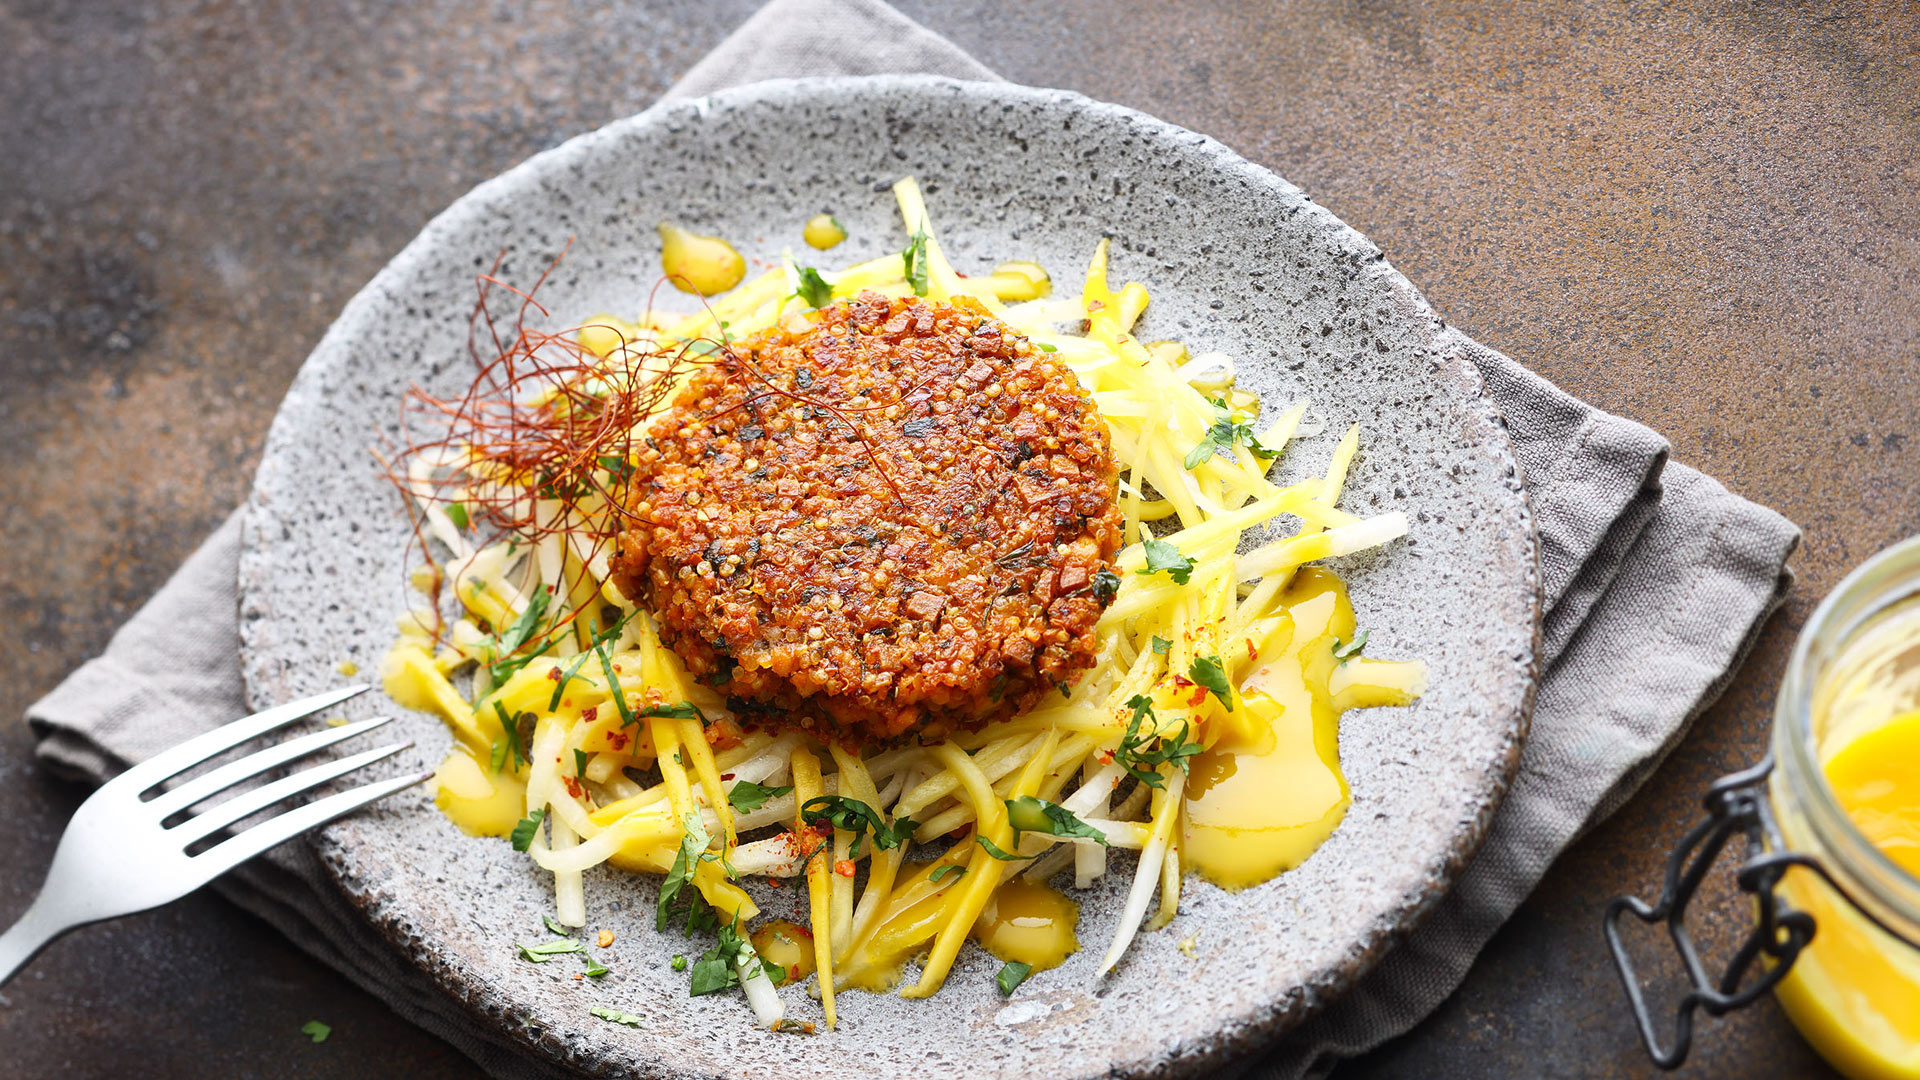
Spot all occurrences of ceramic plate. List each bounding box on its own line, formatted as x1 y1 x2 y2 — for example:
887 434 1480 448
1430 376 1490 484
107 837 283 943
238 76 1538 1079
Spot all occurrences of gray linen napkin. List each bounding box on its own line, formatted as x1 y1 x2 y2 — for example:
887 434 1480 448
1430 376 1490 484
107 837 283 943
25 1 1800 1077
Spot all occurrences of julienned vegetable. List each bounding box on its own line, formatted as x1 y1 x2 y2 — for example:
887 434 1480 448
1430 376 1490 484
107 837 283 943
380 176 1425 1034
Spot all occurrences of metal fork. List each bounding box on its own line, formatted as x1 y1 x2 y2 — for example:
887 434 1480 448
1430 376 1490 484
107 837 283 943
0 685 430 986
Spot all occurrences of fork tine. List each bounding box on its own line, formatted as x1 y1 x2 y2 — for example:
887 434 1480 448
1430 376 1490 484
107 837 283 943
188 767 433 878
168 740 414 846
146 716 394 818
110 685 371 796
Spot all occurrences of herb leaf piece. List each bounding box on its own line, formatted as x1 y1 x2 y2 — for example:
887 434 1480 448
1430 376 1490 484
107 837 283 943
800 796 918 851
1138 537 1195 585
444 502 469 530
996 960 1033 996
1151 636 1172 655
1004 795 1109 847
516 938 585 962
1114 695 1204 790
590 1005 643 1027
1188 655 1234 712
796 266 833 308
930 863 966 885
1090 566 1122 604
975 835 1023 861
300 1020 331 1043
510 808 545 852
901 227 931 297
727 780 794 814
1332 629 1370 661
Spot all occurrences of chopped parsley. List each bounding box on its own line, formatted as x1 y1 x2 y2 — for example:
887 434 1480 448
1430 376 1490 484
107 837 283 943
801 796 918 852
795 266 833 308
1183 399 1274 470
548 649 598 711
583 956 610 979
489 587 553 678
1004 795 1108 847
444 502 469 530
1151 635 1172 655
726 780 793 814
635 700 706 726
516 937 585 962
1332 629 1370 662
901 226 931 297
300 1020 331 1043
1033 342 1058 353
975 835 1023 861
1188 654 1234 711
996 960 1033 996
492 702 531 772
671 955 687 972
1114 695 1203 790
544 914 570 936
687 918 779 997
510 808 545 852
574 748 590 778
656 812 716 932
595 640 634 726
930 863 966 885
1138 537 1195 585
1090 566 1122 604
590 1005 643 1027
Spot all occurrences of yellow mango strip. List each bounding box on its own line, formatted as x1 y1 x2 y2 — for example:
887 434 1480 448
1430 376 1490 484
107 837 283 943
381 642 487 754
663 268 786 339
1082 238 1114 333
534 806 679 873
692 858 760 924
648 714 696 827
903 731 1056 998
1111 281 1150 333
791 746 836 1027
892 177 1008 317
828 746 883 954
1113 479 1326 574
676 715 736 850
829 252 909 295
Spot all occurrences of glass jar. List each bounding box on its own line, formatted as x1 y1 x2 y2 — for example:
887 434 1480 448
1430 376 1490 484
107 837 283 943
1608 536 1920 1077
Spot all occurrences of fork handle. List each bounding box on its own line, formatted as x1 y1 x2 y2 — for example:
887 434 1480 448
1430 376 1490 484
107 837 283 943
0 897 78 988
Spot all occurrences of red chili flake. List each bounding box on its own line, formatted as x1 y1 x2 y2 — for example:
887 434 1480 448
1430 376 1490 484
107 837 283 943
562 776 586 799
562 698 573 708
1188 687 1209 707
1096 749 1114 765
768 877 786 888
547 667 562 681
606 731 630 750
581 706 598 723
834 860 857 878
1246 639 1257 661
720 773 735 781
611 663 623 674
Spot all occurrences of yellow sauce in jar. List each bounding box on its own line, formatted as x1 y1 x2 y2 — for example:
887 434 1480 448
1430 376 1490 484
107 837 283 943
1776 596 1920 1080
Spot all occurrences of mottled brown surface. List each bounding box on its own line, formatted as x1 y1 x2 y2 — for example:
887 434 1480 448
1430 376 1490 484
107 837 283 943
1 1 1913 1077
621 295 1121 744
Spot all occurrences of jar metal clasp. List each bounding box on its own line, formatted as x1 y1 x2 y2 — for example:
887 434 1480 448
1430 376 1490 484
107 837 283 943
1605 754 1920 1069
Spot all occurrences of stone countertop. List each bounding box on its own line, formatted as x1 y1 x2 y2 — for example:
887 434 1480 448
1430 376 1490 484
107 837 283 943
1 1 1913 1076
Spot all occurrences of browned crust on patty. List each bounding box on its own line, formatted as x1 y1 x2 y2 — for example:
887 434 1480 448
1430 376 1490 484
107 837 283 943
613 293 1122 745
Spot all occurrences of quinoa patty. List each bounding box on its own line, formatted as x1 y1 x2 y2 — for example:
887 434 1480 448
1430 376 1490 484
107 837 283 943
614 293 1123 745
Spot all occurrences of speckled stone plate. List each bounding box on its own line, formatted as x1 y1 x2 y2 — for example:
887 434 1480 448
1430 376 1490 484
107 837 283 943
239 76 1538 1080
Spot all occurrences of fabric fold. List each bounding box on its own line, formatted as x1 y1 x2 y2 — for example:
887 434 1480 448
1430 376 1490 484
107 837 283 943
22 2 1800 1079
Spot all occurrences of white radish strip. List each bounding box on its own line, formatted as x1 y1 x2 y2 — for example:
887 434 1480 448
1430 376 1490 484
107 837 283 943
550 814 586 927
1236 512 1408 582
1098 769 1185 976
1148 843 1181 932
1062 761 1127 817
530 812 675 874
735 938 785 1029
